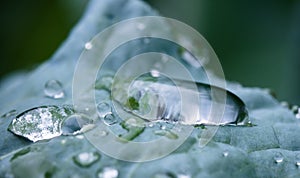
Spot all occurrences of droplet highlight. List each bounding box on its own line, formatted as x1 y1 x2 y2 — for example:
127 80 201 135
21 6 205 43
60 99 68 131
97 167 119 178
150 69 160 78
274 152 284 164
73 152 100 167
97 102 112 118
296 154 300 167
44 80 65 99
223 150 229 157
103 114 117 126
85 42 93 50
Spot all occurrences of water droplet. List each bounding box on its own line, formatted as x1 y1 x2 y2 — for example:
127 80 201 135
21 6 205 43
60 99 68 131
274 152 284 163
1 109 17 118
150 69 160 78
161 125 166 130
85 42 93 50
97 102 112 118
73 152 100 167
103 114 117 126
8 105 74 142
44 80 65 99
97 167 119 178
148 123 154 127
223 150 229 157
295 154 300 167
292 105 299 114
137 23 146 30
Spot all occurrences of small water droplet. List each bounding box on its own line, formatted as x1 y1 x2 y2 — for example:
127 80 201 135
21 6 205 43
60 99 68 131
295 154 300 167
150 69 160 78
223 150 229 157
137 23 146 30
97 102 112 118
274 152 284 163
292 105 299 114
103 114 117 126
44 80 65 99
73 152 100 167
97 167 119 178
1 109 17 118
148 123 154 127
85 42 93 50
161 125 166 130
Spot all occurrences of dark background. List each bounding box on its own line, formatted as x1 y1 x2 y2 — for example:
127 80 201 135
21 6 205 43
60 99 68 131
0 0 299 104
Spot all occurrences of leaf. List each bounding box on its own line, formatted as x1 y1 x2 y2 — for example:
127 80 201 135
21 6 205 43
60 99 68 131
0 0 300 177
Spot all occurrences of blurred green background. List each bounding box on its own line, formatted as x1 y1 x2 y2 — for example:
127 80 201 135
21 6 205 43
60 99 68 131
0 0 299 104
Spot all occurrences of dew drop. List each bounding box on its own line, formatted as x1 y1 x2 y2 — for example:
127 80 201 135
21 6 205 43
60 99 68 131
61 139 66 145
103 114 117 126
274 152 284 164
85 42 93 50
152 172 176 178
97 167 119 178
73 152 100 167
280 101 289 108
44 80 65 99
150 69 160 78
292 105 299 114
223 150 229 157
97 102 112 118
295 154 300 167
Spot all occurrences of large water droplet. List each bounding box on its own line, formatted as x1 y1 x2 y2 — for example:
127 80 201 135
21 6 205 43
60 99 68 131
97 102 112 118
97 167 119 178
296 154 300 167
44 80 65 99
85 42 93 50
103 114 117 126
73 152 100 167
274 152 284 164
8 105 74 142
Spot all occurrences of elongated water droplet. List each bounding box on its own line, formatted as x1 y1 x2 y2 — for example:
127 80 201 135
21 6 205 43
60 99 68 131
85 42 93 50
73 152 100 167
8 105 74 142
274 152 284 163
296 154 300 167
44 80 65 99
97 102 112 118
103 114 117 126
97 167 119 178
113 76 250 126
